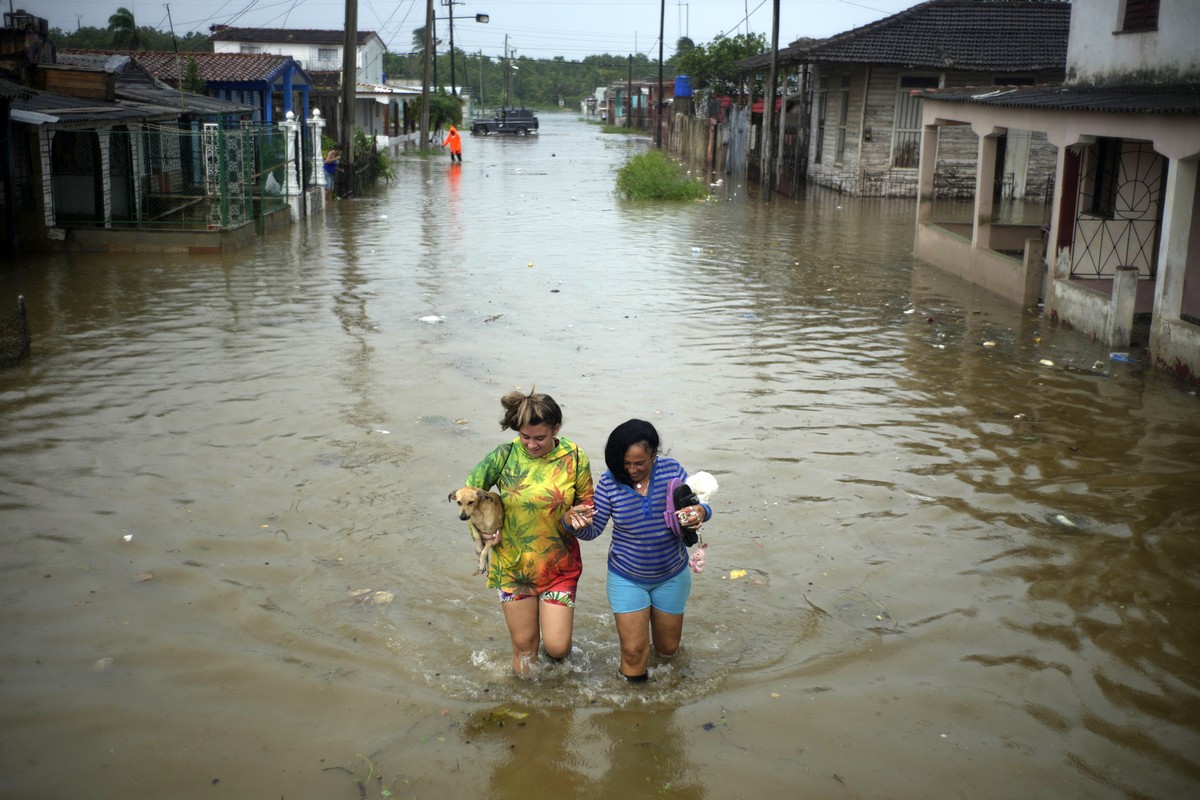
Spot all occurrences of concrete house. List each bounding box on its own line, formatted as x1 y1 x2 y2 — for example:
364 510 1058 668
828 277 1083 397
742 0 1069 197
208 27 412 145
914 0 1200 382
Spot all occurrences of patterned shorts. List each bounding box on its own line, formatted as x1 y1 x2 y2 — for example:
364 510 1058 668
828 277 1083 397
498 589 576 608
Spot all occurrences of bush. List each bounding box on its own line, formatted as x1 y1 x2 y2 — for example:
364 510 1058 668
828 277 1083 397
615 150 707 201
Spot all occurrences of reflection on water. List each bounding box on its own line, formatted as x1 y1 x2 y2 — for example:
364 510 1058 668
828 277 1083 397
1 113 1198 799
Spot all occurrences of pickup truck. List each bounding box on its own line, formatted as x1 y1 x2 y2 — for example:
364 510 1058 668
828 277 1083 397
470 107 539 136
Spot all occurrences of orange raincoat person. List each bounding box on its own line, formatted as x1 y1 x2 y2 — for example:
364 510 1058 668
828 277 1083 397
441 125 462 162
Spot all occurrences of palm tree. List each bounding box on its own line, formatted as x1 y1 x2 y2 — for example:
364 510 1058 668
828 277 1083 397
411 26 441 57
108 6 141 50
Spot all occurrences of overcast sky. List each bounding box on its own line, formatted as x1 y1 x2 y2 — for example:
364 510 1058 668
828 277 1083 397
33 0 918 59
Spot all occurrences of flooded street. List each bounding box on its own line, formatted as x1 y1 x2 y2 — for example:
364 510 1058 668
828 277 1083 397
2 112 1199 799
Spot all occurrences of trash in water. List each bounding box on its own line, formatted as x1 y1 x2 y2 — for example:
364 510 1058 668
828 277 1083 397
134 571 153 582
122 532 133 542
1110 352 1139 363
419 315 445 324
1039 359 1055 366
729 569 748 580
982 341 996 348
346 589 395 606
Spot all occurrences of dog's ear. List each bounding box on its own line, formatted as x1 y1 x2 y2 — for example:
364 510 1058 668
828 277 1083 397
474 489 489 502
448 491 457 503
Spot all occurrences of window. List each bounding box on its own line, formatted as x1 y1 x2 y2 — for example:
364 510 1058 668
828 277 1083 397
891 75 938 169
835 76 850 163
994 76 1035 86
1121 0 1160 32
1088 138 1122 219
239 44 263 54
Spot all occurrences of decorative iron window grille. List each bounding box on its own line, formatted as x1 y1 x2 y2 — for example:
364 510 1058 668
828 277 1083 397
1071 139 1165 279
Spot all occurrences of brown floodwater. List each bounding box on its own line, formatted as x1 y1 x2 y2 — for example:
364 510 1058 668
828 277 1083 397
1 113 1198 800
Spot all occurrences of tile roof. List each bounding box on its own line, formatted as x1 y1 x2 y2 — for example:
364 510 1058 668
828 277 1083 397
208 27 380 47
55 49 310 88
126 51 310 86
742 0 1069 72
919 83 1200 114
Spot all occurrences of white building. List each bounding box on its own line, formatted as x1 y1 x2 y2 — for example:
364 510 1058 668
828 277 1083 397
914 0 1200 383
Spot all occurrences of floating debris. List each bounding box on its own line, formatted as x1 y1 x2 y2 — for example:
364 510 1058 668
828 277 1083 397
346 589 395 606
419 315 445 324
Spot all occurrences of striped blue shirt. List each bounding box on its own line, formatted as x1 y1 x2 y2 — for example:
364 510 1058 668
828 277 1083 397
575 456 712 583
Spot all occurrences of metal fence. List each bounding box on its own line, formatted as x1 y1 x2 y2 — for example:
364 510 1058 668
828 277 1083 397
43 121 320 231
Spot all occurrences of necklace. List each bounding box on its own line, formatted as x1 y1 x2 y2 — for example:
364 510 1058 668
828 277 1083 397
636 482 643 489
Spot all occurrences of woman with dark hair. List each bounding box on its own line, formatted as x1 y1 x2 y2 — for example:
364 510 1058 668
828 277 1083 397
574 419 712 682
464 388 594 677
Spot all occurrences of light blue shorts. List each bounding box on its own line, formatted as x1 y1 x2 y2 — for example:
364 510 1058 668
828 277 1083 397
606 567 692 616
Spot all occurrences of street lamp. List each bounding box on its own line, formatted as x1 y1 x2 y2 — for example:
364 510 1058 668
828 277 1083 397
439 1 489 97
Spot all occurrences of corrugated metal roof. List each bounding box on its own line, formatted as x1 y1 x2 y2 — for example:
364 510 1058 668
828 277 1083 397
741 0 1069 72
11 84 168 125
920 83 1200 114
0 77 34 100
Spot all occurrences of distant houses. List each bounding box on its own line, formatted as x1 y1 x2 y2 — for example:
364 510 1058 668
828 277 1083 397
740 0 1071 198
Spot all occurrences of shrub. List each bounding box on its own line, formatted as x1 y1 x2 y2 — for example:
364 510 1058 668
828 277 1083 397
615 150 707 201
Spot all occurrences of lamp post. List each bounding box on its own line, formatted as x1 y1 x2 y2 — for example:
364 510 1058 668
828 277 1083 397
438 1 489 97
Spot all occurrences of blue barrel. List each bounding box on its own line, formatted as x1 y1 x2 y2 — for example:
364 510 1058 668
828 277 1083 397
674 75 693 97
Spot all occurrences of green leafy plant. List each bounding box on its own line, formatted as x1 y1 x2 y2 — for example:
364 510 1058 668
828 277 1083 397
615 150 707 201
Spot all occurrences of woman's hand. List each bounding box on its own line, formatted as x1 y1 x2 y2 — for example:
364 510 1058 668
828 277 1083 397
677 505 706 528
563 504 594 531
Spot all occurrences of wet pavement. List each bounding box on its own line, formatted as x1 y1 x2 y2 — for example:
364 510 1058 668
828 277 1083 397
1 112 1198 799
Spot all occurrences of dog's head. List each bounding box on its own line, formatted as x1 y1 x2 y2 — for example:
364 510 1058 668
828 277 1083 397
449 487 486 520
688 471 719 504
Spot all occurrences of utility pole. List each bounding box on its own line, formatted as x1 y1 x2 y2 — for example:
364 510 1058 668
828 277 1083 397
760 0 780 201
420 0 433 152
341 0 358 193
656 0 664 148
445 0 459 96
627 54 632 129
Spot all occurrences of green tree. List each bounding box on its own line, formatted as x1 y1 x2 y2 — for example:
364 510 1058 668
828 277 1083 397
676 32 767 96
107 7 141 50
183 57 205 93
428 90 463 129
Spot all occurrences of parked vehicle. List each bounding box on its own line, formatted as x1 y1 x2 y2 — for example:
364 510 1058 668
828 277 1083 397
471 107 539 136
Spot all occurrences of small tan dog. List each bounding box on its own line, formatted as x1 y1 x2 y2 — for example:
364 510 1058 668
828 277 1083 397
449 487 504 576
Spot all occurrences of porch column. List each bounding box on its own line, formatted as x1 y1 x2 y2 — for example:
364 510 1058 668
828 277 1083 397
972 128 1003 250
279 111 301 196
97 130 113 227
310 108 326 189
916 123 939 224
1150 155 1198 349
1106 266 1139 347
129 124 144 222
39 129 55 231
282 66 295 116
